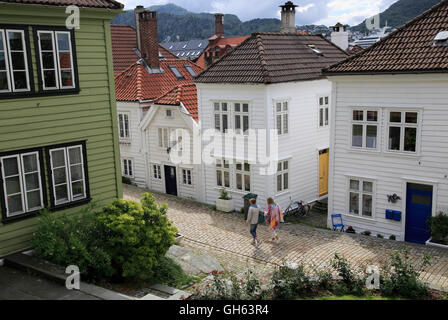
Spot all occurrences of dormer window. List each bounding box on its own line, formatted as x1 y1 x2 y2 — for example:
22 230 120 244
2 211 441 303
185 65 197 77
169 65 185 79
308 44 323 56
433 31 448 47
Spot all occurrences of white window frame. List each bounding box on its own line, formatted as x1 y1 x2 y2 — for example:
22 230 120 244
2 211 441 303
276 160 289 192
158 127 183 151
0 151 44 217
318 96 329 128
213 102 229 133
215 159 230 188
37 30 75 90
234 102 250 135
235 161 251 192
152 164 162 180
348 177 375 218
275 100 289 135
385 110 421 154
1 29 30 93
350 108 380 150
49 145 86 206
118 112 130 140
122 158 133 178
182 168 192 185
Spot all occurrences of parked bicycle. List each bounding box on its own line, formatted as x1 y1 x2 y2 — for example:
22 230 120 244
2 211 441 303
283 197 311 218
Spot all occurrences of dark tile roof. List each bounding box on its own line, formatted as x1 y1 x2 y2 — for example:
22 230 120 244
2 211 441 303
325 0 448 75
0 0 123 9
161 39 209 60
195 32 348 84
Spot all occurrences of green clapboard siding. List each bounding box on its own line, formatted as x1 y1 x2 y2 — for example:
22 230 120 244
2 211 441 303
0 3 123 257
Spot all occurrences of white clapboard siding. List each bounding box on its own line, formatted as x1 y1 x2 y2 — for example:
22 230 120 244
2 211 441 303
328 74 448 240
197 79 332 212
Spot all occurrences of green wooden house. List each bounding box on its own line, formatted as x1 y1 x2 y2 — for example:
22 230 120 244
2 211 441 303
0 0 124 257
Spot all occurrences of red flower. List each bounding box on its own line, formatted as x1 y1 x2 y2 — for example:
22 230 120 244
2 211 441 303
212 270 217 275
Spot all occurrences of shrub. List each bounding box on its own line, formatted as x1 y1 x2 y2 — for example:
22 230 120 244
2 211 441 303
380 250 431 298
122 176 132 185
219 189 231 200
346 226 356 234
153 257 197 288
361 230 371 236
330 254 365 296
313 266 334 291
389 235 396 240
428 212 448 245
271 263 312 299
97 194 178 281
31 208 113 280
377 234 384 239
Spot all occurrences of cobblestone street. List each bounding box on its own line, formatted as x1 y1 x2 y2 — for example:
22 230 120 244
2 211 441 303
124 184 448 292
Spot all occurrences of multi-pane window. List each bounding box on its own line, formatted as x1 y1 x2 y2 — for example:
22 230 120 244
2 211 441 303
152 164 162 179
234 103 249 135
0 29 30 93
214 102 229 133
351 109 378 149
276 101 289 135
319 96 329 127
118 113 130 140
49 145 86 206
349 179 373 217
182 169 192 185
276 160 289 192
158 128 183 150
37 30 75 90
235 162 250 191
0 152 44 218
387 111 419 153
122 158 133 178
216 159 230 188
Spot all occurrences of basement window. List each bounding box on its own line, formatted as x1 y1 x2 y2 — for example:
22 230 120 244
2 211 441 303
433 31 448 47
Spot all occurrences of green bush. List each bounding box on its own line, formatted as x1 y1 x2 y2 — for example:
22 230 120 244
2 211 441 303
428 212 448 245
97 193 178 281
331 254 365 296
31 208 113 280
380 250 431 298
271 263 312 299
153 257 197 288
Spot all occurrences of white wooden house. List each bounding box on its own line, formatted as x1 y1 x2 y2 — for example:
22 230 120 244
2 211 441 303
195 3 348 211
324 0 448 244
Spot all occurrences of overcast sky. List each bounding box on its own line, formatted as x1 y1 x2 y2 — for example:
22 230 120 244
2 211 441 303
119 0 399 26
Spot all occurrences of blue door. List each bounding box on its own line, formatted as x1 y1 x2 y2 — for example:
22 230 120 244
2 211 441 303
405 183 433 244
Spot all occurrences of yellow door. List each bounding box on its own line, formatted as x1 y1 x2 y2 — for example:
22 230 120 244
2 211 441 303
319 149 329 197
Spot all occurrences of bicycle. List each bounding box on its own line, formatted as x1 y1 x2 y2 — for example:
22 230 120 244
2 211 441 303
283 197 311 218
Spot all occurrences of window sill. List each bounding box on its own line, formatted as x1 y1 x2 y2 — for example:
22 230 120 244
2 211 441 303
1 209 41 224
50 197 91 212
214 187 250 196
275 190 291 197
341 213 376 223
0 88 80 100
119 140 131 145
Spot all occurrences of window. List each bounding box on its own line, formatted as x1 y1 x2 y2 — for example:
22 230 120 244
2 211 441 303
0 151 44 219
118 112 130 140
349 178 373 217
0 28 31 93
185 65 197 77
182 169 192 185
158 128 183 150
235 162 250 191
48 144 87 206
169 65 185 79
276 160 289 192
234 102 249 135
216 159 230 188
166 109 173 118
387 111 419 153
214 102 229 133
351 109 379 149
36 30 76 90
122 158 133 178
276 101 289 135
319 96 329 127
152 164 162 180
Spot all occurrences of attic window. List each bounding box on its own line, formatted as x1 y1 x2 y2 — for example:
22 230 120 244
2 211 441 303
433 31 448 47
308 44 323 56
185 65 197 77
183 44 187 48
198 43 202 48
169 66 185 79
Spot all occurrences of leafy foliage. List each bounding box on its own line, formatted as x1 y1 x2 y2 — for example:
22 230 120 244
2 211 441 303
152 256 198 288
428 212 448 245
271 263 312 299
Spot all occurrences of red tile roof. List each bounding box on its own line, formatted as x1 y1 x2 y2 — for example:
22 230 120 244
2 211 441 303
111 25 178 73
196 35 249 69
325 0 448 74
195 32 348 84
0 0 123 9
153 84 198 121
114 58 203 102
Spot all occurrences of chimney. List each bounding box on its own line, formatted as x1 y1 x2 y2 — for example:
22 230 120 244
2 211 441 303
331 22 349 50
135 7 160 70
279 1 297 33
215 13 224 37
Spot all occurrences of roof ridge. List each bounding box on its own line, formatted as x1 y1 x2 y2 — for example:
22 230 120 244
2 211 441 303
325 0 448 74
176 85 182 104
255 34 271 84
135 61 144 101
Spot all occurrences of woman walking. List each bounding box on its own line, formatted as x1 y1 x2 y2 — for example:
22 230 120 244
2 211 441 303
265 197 281 243
246 198 262 247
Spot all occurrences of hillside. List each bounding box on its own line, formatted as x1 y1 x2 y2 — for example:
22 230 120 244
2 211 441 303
351 0 442 33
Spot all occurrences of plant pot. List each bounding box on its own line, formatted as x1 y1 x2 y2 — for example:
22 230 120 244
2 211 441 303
216 198 234 212
426 237 448 249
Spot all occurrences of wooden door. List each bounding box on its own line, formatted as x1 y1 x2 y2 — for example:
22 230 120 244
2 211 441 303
318 149 329 197
164 165 178 196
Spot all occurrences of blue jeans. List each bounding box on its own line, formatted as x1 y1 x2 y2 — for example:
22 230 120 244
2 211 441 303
250 224 258 239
